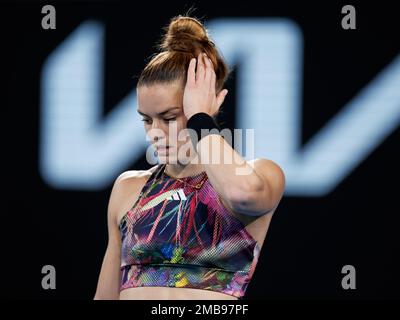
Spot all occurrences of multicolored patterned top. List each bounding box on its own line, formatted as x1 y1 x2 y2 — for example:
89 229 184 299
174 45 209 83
119 163 261 299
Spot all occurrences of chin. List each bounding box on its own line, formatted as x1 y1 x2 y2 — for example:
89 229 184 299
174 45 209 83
157 154 175 163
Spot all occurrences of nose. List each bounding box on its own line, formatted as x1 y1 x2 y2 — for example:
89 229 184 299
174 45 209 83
147 119 167 144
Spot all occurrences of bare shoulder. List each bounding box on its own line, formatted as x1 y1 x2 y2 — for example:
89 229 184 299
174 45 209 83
109 165 159 227
116 164 159 184
114 164 159 201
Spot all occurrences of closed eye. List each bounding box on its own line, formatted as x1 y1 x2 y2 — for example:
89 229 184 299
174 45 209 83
140 117 176 124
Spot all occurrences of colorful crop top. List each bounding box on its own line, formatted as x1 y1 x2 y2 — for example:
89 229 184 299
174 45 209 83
119 163 261 299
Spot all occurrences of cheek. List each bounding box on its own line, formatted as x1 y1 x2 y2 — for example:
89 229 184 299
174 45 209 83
176 121 191 143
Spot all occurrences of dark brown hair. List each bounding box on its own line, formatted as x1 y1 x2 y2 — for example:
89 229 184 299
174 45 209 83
137 14 231 93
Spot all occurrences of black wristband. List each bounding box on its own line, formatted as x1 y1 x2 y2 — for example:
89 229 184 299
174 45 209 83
186 112 221 148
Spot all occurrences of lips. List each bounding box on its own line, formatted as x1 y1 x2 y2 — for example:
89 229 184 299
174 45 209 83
155 145 171 153
156 145 170 150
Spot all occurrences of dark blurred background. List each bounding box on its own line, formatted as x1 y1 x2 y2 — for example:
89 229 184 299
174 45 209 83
2 0 399 299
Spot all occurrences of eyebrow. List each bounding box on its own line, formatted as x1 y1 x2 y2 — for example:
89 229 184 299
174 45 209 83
137 107 181 117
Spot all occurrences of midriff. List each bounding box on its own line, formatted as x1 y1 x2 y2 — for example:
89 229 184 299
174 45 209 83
119 286 239 300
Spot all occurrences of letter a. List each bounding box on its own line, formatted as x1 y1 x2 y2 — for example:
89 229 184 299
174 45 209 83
41 265 56 289
341 5 356 29
41 5 56 30
341 265 356 289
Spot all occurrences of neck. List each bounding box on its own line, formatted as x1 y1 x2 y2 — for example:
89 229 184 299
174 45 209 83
164 154 204 178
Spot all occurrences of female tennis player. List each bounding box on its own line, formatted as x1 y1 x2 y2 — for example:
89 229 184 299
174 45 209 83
94 14 285 300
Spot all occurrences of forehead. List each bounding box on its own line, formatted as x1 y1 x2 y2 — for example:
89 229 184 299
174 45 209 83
137 81 183 113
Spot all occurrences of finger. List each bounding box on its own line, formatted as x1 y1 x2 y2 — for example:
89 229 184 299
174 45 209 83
203 54 216 94
203 53 212 85
209 63 216 94
187 58 196 87
196 52 205 82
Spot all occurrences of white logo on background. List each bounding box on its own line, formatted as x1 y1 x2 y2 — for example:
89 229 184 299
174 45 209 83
166 189 187 201
40 20 400 195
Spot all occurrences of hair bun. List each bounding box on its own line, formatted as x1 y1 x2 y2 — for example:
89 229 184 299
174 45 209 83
160 16 213 53
139 13 230 93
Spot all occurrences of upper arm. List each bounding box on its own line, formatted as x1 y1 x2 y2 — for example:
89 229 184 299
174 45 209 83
94 172 132 300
